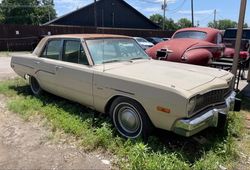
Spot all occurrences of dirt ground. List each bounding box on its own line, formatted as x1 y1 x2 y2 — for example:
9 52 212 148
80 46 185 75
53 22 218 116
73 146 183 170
0 55 112 169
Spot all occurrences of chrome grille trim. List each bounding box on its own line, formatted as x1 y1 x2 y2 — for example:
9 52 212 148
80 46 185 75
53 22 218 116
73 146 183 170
194 88 231 113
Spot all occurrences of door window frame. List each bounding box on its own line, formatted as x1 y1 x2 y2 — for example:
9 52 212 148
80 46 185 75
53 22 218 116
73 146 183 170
40 38 64 60
62 38 90 65
39 37 94 66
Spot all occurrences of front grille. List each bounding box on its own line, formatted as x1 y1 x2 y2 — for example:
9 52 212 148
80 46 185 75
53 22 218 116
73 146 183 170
194 88 231 113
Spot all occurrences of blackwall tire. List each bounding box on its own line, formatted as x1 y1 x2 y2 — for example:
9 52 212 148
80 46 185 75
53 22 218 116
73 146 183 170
29 76 42 96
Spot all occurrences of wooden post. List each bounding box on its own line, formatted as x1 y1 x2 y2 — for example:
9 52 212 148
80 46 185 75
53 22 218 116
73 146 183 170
248 61 250 82
232 0 247 86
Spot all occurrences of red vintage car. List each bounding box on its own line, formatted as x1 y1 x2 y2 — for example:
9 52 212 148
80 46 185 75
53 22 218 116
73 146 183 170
146 27 225 65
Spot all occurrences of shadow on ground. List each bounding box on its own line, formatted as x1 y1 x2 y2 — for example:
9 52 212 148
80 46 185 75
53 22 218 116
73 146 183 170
10 84 232 164
238 83 250 112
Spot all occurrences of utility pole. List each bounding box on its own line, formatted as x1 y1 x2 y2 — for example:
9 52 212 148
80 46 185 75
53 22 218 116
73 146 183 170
232 0 247 86
213 9 217 28
162 0 167 30
191 0 194 27
94 0 97 27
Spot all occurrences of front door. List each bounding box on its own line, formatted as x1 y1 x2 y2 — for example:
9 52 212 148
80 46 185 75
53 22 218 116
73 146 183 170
53 39 94 107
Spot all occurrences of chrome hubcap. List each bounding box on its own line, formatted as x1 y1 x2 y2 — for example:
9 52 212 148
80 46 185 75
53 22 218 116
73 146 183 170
117 106 140 133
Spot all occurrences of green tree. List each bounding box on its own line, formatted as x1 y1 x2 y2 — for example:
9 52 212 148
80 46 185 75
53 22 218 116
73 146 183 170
149 14 163 26
35 0 57 24
0 0 56 25
208 19 237 30
165 18 178 30
177 18 192 29
150 14 178 31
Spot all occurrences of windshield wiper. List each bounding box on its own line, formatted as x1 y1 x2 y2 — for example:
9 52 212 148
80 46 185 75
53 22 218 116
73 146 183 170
102 59 122 64
130 57 144 60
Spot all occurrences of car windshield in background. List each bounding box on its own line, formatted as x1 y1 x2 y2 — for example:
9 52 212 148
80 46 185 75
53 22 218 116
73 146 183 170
86 38 149 64
173 31 207 40
224 29 250 39
135 37 148 43
152 37 164 43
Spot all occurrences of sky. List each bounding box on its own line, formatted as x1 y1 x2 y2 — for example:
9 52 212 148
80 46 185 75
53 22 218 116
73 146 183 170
53 0 250 27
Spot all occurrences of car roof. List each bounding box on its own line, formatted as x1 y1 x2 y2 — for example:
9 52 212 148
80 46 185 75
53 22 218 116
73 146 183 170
225 28 250 30
47 34 131 39
175 27 220 34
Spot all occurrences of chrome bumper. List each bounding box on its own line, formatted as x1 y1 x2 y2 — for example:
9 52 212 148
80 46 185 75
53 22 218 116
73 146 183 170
173 91 240 137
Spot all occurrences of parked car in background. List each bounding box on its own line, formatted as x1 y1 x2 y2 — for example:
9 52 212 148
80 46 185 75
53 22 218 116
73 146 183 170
145 37 164 45
223 28 250 52
162 38 171 41
11 34 240 139
133 37 154 50
223 28 250 61
146 27 225 66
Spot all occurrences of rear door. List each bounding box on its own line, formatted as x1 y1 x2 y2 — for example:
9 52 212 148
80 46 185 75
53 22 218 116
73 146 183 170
36 39 63 94
53 39 94 107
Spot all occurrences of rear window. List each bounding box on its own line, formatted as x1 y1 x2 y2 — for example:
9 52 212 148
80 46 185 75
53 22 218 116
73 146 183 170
173 31 207 40
224 29 250 39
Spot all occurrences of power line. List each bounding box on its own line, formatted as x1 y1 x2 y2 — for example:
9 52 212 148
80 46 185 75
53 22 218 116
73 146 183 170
167 0 187 12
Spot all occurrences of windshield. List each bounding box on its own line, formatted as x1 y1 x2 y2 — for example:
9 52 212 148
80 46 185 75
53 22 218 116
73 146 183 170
135 37 148 43
173 31 207 40
86 38 149 64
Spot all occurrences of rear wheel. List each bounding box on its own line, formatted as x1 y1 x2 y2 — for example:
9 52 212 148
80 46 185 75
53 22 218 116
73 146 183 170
110 97 153 140
29 76 42 96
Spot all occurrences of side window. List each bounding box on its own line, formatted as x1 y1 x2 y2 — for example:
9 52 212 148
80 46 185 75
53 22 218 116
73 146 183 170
216 33 223 44
62 40 88 65
41 40 61 60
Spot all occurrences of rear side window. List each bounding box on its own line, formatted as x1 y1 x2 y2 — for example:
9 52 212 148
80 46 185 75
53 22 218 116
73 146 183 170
216 33 223 44
41 40 61 60
62 40 88 65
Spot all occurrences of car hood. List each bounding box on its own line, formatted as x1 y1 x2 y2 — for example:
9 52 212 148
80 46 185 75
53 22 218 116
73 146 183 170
99 59 230 93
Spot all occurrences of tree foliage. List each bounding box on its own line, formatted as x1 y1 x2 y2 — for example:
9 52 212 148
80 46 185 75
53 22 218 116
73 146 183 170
0 0 56 25
208 19 248 30
150 14 192 30
177 18 192 29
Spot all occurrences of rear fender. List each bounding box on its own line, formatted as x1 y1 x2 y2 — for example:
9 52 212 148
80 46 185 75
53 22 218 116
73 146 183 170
183 49 212 66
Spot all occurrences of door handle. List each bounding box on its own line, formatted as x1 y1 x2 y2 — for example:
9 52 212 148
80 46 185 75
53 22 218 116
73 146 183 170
34 61 40 64
55 66 63 71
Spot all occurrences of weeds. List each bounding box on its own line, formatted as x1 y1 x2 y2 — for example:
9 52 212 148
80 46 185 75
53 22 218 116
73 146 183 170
0 79 246 170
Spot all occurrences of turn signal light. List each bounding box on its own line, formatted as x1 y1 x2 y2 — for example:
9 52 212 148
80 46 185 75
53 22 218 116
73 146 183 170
157 106 171 113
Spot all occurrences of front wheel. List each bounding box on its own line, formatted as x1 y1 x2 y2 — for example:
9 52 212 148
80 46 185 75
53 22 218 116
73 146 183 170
110 97 153 140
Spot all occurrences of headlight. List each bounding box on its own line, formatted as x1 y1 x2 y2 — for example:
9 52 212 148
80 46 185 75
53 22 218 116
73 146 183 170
187 97 196 115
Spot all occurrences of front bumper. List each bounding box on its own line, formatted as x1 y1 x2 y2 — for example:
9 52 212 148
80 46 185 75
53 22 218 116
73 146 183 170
173 91 241 137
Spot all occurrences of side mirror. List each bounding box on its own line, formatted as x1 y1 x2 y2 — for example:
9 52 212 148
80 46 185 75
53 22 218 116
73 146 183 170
156 48 173 60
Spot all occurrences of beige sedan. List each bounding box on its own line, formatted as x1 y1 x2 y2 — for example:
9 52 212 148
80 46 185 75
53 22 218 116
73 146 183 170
11 34 240 139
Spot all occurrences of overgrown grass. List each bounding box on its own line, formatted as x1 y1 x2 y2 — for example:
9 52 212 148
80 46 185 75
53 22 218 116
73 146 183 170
0 78 246 169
